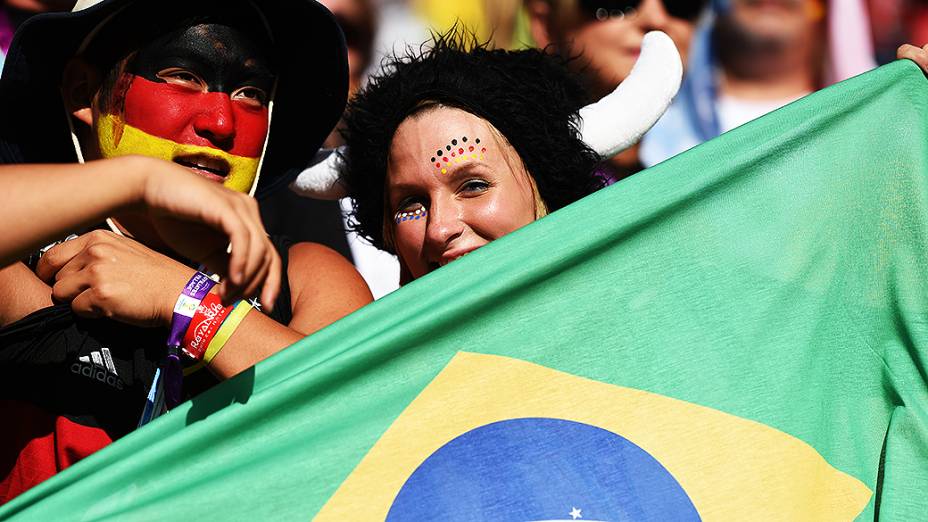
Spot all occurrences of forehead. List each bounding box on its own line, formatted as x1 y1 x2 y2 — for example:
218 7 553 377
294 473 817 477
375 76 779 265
387 107 526 194
131 23 273 73
390 107 496 162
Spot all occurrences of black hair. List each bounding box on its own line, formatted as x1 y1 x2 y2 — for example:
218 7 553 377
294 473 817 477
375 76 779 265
342 31 604 252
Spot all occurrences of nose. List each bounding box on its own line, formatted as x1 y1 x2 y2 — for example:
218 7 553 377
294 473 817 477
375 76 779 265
193 92 236 150
423 199 464 256
635 0 671 30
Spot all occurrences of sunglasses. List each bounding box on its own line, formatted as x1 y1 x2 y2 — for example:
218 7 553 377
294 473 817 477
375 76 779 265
578 0 707 22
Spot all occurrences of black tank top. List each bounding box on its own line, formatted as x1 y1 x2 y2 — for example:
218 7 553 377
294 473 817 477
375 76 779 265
0 233 296 438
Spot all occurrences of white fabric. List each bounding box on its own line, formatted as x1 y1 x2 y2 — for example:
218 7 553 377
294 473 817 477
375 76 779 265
340 198 400 299
576 31 682 159
715 93 808 134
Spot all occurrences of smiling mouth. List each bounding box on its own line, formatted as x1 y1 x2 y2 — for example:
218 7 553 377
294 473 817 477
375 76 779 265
437 250 473 268
173 153 231 181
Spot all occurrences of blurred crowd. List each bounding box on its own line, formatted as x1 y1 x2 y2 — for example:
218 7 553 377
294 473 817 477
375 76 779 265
1 0 924 297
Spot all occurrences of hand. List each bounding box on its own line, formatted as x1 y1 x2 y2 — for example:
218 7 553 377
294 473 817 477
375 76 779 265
898 43 928 75
36 230 196 328
125 156 280 310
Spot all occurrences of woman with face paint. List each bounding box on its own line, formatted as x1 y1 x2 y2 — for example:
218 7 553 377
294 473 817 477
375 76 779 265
0 0 371 501
292 31 682 282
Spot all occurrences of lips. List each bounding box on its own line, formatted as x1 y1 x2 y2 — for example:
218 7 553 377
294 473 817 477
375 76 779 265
173 153 232 181
437 248 477 268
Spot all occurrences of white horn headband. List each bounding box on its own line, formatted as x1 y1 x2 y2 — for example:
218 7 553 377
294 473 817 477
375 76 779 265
290 30 682 200
290 146 348 199
575 30 682 158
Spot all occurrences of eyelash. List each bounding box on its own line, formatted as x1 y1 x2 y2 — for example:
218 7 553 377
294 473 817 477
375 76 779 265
158 68 203 86
392 178 490 218
232 86 268 107
460 179 490 194
395 198 425 214
157 68 268 106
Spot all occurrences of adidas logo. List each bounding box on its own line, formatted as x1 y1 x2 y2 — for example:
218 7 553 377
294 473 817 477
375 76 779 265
70 347 125 390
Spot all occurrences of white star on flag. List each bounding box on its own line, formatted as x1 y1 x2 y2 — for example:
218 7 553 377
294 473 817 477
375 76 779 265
569 507 582 520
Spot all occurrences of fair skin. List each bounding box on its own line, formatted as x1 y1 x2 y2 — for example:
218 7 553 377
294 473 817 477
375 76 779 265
387 107 538 279
527 0 697 101
715 0 823 100
897 43 928 75
0 156 278 306
527 0 698 169
0 22 373 378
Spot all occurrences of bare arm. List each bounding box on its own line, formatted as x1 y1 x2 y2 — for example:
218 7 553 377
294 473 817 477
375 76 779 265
207 242 374 378
1 155 279 305
0 263 53 327
36 234 373 378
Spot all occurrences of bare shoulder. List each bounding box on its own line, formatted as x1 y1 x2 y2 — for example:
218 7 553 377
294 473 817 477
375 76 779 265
285 242 373 334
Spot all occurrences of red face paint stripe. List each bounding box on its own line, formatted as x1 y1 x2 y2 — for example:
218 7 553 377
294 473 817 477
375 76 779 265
121 75 268 158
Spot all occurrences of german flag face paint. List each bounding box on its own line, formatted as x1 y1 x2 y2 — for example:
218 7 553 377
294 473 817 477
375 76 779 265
95 23 275 194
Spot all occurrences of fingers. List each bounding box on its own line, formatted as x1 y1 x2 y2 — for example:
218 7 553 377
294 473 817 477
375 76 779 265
237 197 266 291
217 235 280 312
240 247 272 306
214 194 280 309
133 159 282 311
35 230 115 285
35 232 95 283
70 288 105 319
49 262 92 305
260 248 281 314
898 43 928 74
219 195 255 288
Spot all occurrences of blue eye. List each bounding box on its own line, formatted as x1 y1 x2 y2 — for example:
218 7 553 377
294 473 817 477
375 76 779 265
461 180 490 193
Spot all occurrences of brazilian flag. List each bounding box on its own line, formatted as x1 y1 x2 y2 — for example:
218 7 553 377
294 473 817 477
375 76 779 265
3 61 927 521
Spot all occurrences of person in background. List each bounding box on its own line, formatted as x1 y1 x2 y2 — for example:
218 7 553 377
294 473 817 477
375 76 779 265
640 0 876 166
868 0 928 64
320 0 378 146
525 0 708 181
0 0 74 74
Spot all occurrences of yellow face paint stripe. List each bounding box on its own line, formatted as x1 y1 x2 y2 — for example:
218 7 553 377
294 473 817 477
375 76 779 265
97 114 260 194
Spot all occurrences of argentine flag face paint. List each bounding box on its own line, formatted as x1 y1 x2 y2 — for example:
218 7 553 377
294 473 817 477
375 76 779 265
95 23 273 194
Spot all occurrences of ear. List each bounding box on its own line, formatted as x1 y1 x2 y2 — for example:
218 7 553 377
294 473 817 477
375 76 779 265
61 57 100 127
525 0 554 48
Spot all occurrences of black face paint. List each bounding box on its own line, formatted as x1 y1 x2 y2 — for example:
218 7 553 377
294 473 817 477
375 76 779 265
130 23 275 96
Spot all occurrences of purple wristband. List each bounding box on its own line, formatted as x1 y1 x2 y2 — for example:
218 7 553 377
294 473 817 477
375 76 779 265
158 272 216 411
167 272 216 347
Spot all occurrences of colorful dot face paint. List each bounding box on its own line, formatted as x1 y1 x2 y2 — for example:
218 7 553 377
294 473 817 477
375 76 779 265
430 136 487 172
96 23 274 194
394 207 428 224
387 107 540 281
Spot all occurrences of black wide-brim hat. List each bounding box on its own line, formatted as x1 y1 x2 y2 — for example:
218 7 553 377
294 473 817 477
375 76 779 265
0 0 348 201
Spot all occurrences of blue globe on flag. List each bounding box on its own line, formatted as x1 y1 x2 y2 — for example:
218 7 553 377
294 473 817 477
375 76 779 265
387 417 701 521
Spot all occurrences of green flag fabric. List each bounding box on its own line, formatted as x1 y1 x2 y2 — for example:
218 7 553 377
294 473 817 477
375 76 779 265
3 60 928 521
